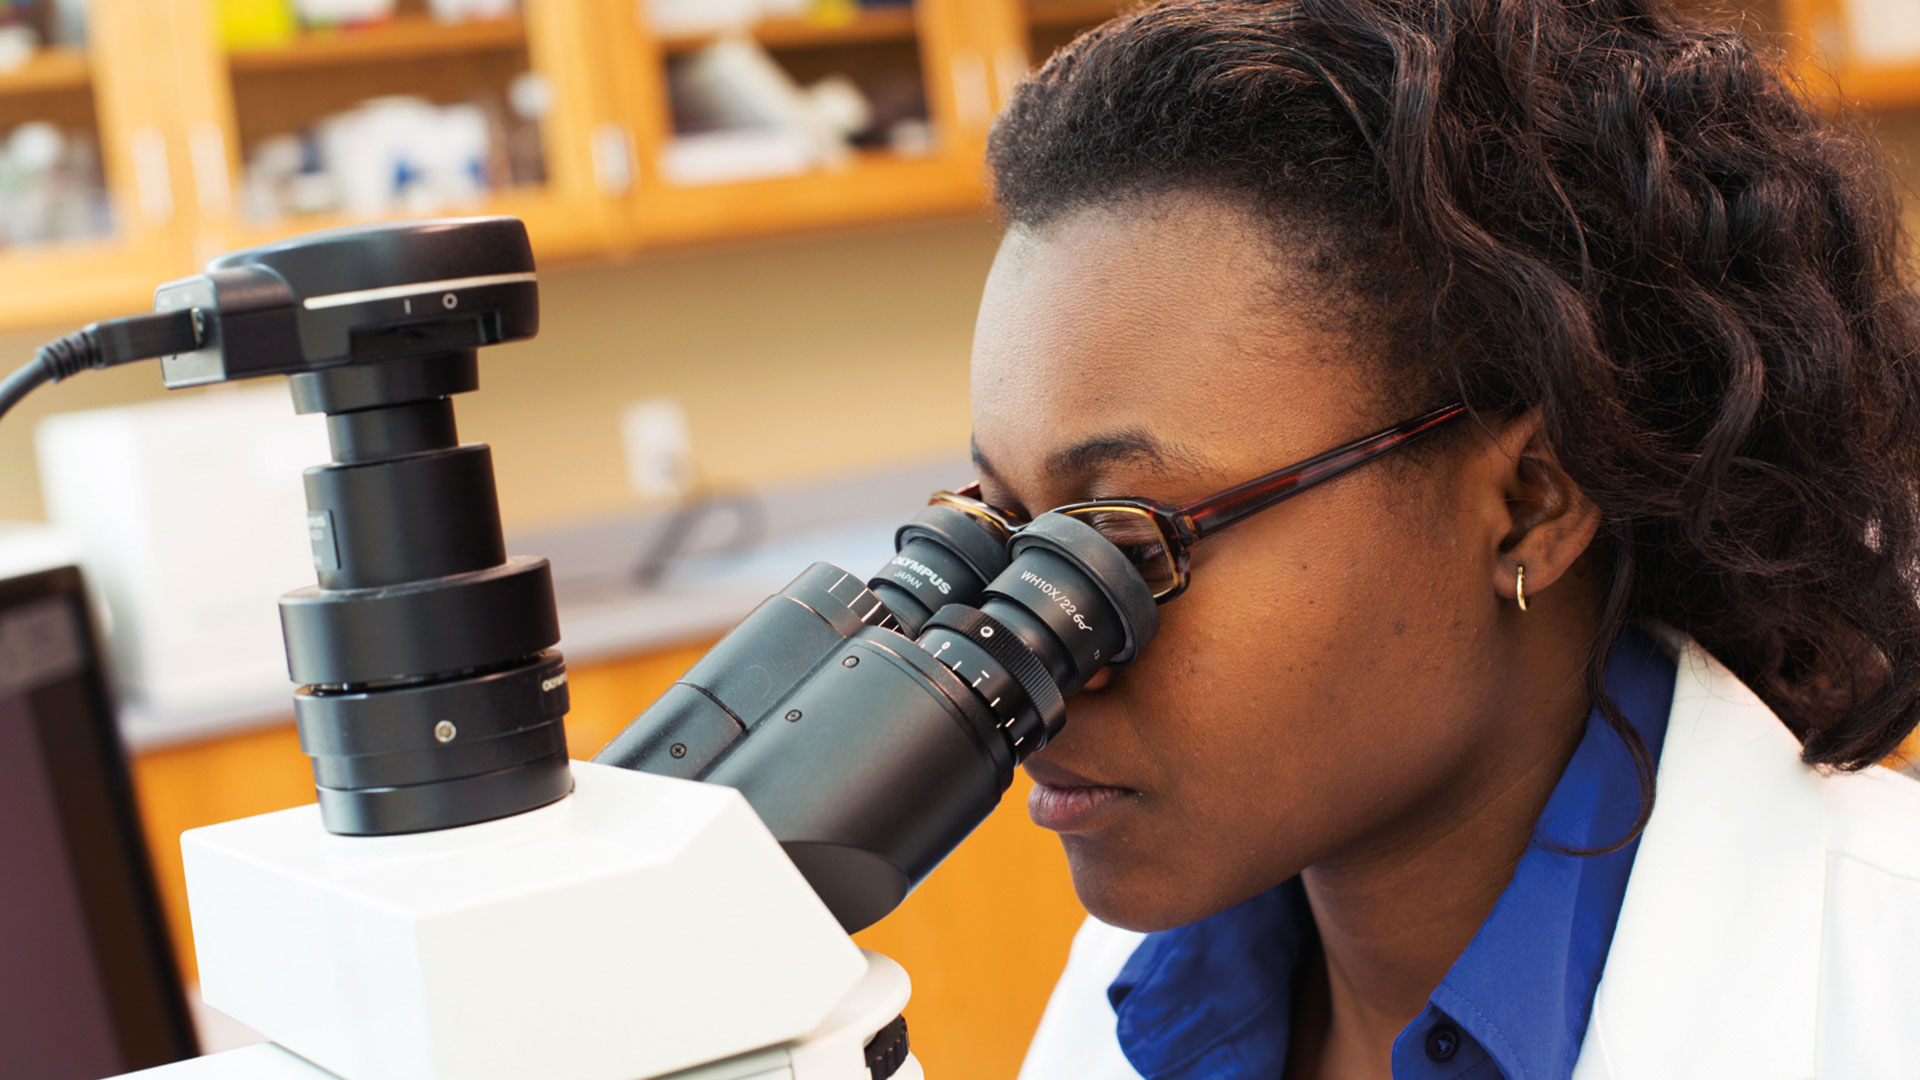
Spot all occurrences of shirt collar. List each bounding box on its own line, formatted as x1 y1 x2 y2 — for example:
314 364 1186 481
1413 626 1674 1080
1108 627 1676 1080
1107 879 1311 1078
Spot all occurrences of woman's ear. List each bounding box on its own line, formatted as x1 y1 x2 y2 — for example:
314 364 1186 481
1483 410 1601 608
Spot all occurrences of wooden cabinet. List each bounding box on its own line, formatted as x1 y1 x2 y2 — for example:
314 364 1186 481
0 1 1903 334
153 0 627 264
0 0 190 328
600 0 995 246
1781 1 1920 107
1020 0 1122 71
0 0 1121 332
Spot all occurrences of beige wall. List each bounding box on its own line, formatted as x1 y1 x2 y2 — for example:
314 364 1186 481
1 112 1916 530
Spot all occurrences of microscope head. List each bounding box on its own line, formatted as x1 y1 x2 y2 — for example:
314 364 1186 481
149 218 571 837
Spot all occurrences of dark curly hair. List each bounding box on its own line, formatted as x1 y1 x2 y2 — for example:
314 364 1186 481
988 0 1920 794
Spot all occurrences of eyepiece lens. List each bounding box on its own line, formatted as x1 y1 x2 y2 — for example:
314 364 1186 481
869 503 1012 635
1060 505 1180 598
982 548 1126 690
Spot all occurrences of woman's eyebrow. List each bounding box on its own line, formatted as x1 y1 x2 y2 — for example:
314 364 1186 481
970 429 1202 483
970 435 1003 482
1048 429 1200 477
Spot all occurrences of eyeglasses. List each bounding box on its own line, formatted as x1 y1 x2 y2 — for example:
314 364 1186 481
934 402 1468 601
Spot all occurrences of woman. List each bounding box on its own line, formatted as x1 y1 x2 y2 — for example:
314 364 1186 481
968 1 1920 1077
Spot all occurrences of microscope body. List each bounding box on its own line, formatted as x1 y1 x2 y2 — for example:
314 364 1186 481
103 217 927 1080
130 762 917 1080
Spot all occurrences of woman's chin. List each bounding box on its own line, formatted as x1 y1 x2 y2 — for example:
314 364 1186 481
1063 843 1229 933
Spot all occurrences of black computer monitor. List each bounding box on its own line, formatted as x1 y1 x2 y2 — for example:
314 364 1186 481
0 560 199 1077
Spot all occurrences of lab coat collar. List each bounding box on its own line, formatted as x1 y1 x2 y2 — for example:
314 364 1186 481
1573 635 1827 1080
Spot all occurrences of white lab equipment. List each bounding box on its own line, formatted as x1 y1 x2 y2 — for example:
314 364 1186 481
120 762 922 1080
35 387 329 740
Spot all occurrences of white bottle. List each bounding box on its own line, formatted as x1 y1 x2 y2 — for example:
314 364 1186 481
293 0 397 28
428 0 518 19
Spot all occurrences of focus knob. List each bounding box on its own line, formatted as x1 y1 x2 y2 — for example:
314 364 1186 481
864 1015 910 1080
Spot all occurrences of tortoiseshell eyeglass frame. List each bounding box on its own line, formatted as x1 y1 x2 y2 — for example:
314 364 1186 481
931 402 1469 602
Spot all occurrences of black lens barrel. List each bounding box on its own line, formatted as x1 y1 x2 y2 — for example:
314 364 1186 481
594 561 900 779
1000 513 1159 671
168 219 565 837
912 511 1160 750
868 504 1010 635
324 397 458 463
917 605 1064 753
698 629 1012 932
282 352 571 836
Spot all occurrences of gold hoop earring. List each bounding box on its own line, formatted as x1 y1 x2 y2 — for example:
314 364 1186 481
1515 564 1529 612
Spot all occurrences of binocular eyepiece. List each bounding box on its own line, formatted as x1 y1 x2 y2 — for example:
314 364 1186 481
595 497 1161 932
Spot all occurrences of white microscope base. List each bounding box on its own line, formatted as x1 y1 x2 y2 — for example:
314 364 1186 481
171 761 877 1080
125 952 923 1080
126 1047 923 1080
129 1049 923 1080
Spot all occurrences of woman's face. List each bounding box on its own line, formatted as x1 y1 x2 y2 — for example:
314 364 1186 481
970 195 1549 931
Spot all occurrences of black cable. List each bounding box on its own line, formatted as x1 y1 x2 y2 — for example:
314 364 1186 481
0 309 202 423
0 360 49 419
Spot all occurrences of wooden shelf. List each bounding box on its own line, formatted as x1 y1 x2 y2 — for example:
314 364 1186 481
1026 0 1125 29
0 47 91 95
1801 57 1920 110
1782 0 1920 110
1833 64 1920 109
224 185 612 264
0 0 1033 332
0 238 175 332
227 14 525 73
638 149 985 247
657 8 919 55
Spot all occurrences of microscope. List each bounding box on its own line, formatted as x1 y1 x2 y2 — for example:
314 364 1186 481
4 218 1159 1080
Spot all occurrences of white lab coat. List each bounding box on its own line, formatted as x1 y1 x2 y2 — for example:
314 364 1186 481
1018 637 1920 1079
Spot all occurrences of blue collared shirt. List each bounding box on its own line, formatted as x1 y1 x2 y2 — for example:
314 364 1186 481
1107 628 1677 1080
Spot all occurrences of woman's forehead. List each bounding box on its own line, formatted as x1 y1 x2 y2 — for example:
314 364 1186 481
974 199 1279 369
969 197 1377 488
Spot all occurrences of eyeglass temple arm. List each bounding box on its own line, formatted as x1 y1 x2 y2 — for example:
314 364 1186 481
1182 403 1468 537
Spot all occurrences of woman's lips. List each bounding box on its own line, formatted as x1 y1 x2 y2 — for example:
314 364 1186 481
1024 758 1134 833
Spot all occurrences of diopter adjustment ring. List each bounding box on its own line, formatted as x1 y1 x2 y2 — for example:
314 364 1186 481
1008 512 1159 665
925 604 1066 749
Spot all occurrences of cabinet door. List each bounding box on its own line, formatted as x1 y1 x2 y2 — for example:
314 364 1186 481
604 0 991 247
1018 1 1122 71
1782 0 1920 108
0 0 191 330
158 0 630 266
953 0 1125 130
